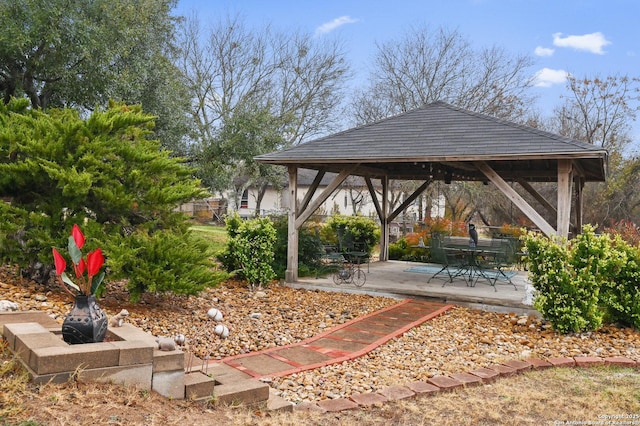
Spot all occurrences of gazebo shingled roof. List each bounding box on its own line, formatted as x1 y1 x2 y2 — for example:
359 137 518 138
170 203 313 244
256 101 607 183
255 101 609 283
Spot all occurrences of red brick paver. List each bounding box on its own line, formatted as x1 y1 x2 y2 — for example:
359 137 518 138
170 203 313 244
317 398 359 412
406 381 441 395
350 392 388 406
604 356 637 368
574 356 604 368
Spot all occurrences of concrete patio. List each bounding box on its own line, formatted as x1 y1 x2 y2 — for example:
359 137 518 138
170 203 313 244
290 260 537 316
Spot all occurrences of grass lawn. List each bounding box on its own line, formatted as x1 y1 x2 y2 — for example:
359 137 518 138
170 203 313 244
190 223 228 253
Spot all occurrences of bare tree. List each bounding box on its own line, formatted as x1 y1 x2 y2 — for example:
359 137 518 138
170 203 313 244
177 14 350 211
552 75 640 153
350 25 535 124
547 74 640 226
349 25 535 226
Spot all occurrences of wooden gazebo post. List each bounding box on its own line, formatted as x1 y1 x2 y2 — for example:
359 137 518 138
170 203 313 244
285 166 298 283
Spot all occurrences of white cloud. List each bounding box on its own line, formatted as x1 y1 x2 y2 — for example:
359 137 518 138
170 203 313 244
315 16 359 37
533 68 570 88
552 32 611 54
534 46 555 57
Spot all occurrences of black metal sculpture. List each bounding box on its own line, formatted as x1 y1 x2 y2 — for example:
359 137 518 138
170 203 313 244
468 223 478 247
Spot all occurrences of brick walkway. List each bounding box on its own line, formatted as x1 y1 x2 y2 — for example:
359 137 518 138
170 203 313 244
219 299 452 379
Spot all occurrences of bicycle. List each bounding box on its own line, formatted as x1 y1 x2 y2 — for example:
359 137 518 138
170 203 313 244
332 259 366 287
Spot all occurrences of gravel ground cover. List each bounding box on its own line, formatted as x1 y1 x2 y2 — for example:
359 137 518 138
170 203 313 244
1 266 639 405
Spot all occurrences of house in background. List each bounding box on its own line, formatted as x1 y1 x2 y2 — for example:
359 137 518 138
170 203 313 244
181 168 444 241
226 169 445 240
231 169 378 219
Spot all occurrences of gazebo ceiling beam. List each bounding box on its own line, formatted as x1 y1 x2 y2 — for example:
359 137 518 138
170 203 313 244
474 161 557 237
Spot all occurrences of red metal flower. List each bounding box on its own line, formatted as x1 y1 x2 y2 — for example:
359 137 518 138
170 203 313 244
87 249 104 277
51 225 105 298
72 224 85 249
52 248 67 275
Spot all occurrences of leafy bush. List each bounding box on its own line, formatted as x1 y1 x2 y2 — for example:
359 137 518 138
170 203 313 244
270 215 324 279
599 235 640 328
423 217 467 236
326 215 379 254
388 237 431 262
524 225 640 332
603 219 640 246
388 239 408 260
219 213 277 288
217 213 244 274
0 100 215 300
105 226 228 302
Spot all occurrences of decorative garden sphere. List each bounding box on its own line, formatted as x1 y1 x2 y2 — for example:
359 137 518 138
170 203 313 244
214 324 229 339
207 308 223 321
174 333 186 346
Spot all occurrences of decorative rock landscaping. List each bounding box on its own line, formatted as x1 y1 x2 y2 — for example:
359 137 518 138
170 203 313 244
1 267 639 410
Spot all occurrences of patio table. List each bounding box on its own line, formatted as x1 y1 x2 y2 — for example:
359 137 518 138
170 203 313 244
443 245 503 290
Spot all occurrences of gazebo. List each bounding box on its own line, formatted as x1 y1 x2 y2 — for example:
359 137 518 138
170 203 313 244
255 101 608 282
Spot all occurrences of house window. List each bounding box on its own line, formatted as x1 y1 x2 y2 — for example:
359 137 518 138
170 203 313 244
240 189 249 209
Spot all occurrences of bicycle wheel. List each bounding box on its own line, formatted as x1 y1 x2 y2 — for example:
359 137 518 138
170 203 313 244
333 267 350 285
353 269 366 287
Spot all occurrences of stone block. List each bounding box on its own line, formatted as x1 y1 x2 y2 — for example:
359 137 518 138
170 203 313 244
0 312 59 331
547 357 576 367
503 359 533 372
18 360 72 385
266 388 294 412
79 364 153 389
317 398 358 412
30 343 119 375
604 356 637 368
184 371 217 400
349 392 388 406
213 379 270 406
468 367 500 383
152 370 185 400
450 372 484 386
111 340 154 366
527 357 553 369
107 323 157 345
153 349 184 372
427 375 463 391
207 362 253 382
406 381 441 395
573 356 604 368
378 385 415 401
14 330 66 361
3 322 50 351
488 363 517 376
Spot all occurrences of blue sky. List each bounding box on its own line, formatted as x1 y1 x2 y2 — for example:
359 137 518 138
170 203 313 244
174 0 639 131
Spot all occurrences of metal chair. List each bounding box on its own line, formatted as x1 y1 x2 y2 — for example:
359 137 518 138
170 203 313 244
427 238 466 285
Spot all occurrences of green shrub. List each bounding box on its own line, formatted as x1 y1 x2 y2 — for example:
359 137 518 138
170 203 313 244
0 100 212 298
217 214 244 274
326 215 379 254
105 226 227 302
388 237 431 262
600 235 640 328
388 239 408 260
220 213 277 288
524 225 640 333
270 215 324 279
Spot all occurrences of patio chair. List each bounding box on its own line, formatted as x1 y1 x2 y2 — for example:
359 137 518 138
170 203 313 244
427 242 466 286
478 238 518 290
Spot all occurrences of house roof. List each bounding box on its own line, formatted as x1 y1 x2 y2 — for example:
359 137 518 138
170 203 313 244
256 101 608 183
